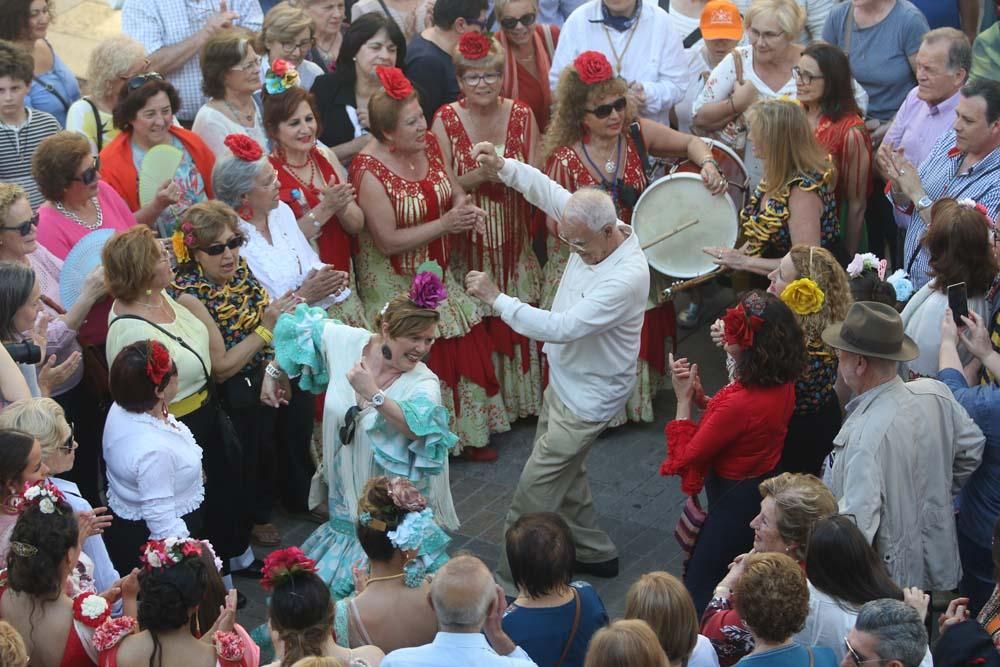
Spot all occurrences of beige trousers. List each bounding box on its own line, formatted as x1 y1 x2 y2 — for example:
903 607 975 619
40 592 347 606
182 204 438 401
496 386 618 592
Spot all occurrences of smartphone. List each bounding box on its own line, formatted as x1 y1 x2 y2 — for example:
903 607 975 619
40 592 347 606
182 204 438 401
948 282 969 327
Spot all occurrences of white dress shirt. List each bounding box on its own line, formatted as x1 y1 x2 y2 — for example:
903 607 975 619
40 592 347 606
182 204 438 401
103 403 205 538
549 0 687 125
492 159 649 422
382 632 538 666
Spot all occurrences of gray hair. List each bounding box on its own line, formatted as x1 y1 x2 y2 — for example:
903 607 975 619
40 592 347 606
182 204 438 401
212 155 271 209
0 262 35 342
563 188 617 232
493 0 538 18
855 599 927 667
85 36 146 101
430 555 496 632
922 27 972 78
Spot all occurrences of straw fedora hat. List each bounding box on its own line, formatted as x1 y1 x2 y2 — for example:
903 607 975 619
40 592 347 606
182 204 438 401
821 301 918 362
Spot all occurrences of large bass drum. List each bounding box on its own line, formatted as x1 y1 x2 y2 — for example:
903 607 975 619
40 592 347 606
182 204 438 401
631 171 740 296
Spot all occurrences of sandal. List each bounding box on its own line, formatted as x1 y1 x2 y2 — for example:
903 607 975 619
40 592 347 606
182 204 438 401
251 523 281 546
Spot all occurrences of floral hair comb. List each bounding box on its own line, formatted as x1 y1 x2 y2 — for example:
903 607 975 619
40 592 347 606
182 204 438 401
260 547 317 591
573 51 614 85
410 260 448 309
145 340 172 386
846 253 887 281
265 59 300 95
458 32 493 60
139 538 203 571
376 66 414 101
22 479 67 515
721 301 764 347
224 134 264 162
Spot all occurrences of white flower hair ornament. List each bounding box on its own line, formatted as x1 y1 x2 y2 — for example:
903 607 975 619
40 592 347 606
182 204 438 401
846 253 887 280
387 508 438 587
21 479 67 515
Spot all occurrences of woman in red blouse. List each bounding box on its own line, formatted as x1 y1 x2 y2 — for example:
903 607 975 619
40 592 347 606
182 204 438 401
661 290 806 615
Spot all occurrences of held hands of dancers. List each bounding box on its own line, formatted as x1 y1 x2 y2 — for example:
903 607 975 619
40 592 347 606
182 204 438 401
471 141 505 180
441 195 487 235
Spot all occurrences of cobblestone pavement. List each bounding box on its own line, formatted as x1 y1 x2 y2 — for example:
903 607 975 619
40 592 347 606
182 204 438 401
237 288 734 631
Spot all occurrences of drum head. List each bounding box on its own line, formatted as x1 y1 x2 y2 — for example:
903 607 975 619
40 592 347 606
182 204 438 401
632 172 739 278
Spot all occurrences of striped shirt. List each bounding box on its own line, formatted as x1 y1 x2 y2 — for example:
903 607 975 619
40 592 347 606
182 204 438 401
896 129 1000 290
0 108 61 209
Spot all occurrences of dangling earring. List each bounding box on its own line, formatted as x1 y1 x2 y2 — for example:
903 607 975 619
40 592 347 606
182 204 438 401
458 95 467 109
580 124 590 145
388 141 397 153
381 344 392 360
161 400 169 419
237 202 254 221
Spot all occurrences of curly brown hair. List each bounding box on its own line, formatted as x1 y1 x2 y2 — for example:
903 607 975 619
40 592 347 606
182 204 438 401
734 290 807 387
734 552 809 643
924 198 998 296
31 131 92 202
787 245 852 343
758 472 838 562
542 67 631 161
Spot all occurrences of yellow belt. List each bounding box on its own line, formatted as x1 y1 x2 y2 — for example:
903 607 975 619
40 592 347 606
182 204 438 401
169 388 209 419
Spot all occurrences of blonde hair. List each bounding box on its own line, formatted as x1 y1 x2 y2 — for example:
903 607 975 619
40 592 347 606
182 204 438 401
744 0 804 39
291 659 346 667
542 66 631 160
585 620 669 667
258 3 315 54
493 0 538 18
101 226 164 301
787 245 852 342
85 36 146 101
0 398 71 462
0 621 27 667
749 98 832 194
758 472 838 561
624 572 698 663
453 35 506 76
372 293 441 340
0 183 27 224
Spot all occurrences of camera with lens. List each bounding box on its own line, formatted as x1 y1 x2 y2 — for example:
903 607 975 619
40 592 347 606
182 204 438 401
3 341 41 365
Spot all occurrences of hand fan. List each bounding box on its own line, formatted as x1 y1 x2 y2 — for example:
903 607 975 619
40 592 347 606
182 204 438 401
138 144 184 208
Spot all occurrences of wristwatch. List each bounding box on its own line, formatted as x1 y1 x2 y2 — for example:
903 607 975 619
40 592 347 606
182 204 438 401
370 390 386 408
916 195 933 211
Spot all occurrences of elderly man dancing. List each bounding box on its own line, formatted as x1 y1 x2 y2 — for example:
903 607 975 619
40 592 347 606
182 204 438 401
465 142 649 586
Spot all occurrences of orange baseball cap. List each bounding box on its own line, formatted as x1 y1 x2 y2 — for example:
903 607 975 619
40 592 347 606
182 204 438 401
700 0 743 41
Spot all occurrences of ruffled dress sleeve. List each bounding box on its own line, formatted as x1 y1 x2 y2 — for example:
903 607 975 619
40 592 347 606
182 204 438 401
273 303 334 393
369 394 458 480
92 615 138 667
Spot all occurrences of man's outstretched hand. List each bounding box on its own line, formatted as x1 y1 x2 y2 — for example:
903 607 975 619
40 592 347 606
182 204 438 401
465 271 501 306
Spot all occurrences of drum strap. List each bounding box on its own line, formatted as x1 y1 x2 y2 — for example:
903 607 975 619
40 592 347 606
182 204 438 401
629 120 652 178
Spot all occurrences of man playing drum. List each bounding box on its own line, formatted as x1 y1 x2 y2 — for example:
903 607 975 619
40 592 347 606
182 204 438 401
465 141 650 586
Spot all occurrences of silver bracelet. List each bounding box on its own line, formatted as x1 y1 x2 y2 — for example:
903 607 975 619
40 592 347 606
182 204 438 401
265 363 283 380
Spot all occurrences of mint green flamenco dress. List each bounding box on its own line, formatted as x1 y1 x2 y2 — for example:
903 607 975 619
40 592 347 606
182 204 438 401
273 304 458 598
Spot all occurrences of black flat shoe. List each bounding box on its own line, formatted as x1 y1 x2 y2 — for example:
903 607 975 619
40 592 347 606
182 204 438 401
232 558 265 579
574 557 619 578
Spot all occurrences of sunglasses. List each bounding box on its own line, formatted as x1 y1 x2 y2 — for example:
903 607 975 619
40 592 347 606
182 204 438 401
339 405 361 445
199 235 246 256
844 637 881 667
60 423 78 453
72 161 100 186
0 212 38 236
126 72 165 91
585 96 627 119
500 12 536 29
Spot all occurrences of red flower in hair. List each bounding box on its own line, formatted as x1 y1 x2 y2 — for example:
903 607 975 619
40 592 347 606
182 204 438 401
146 341 172 386
458 32 492 60
376 66 414 101
721 304 764 348
224 134 264 162
271 59 290 76
261 547 318 591
573 51 614 85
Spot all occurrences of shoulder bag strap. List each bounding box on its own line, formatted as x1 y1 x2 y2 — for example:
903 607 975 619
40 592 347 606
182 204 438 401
553 587 581 667
842 4 854 55
542 24 556 60
808 646 814 667
108 313 212 387
683 27 703 49
375 0 404 34
732 48 744 85
33 76 71 112
83 97 104 152
628 120 651 178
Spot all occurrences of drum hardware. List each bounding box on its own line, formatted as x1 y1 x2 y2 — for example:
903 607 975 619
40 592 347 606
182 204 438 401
640 218 700 250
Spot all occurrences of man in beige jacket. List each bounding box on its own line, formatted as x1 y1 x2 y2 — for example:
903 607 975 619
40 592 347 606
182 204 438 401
822 301 984 590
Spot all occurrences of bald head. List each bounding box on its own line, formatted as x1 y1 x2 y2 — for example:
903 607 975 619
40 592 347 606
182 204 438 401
429 555 497 632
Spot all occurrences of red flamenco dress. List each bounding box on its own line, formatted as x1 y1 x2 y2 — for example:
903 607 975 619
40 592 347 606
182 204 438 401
0 573 107 667
435 99 543 421
271 146 368 329
542 135 675 423
93 615 259 667
349 132 508 451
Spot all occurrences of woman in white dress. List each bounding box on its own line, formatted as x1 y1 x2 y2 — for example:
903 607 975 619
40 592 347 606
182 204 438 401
264 269 458 598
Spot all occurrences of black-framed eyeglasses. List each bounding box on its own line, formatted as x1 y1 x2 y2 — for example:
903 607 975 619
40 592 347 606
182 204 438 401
844 637 882 667
71 160 100 186
199 235 246 256
60 422 78 453
126 72 165 91
500 12 536 29
461 72 502 87
0 213 38 236
585 96 627 119
281 38 315 54
791 66 823 85
339 405 361 444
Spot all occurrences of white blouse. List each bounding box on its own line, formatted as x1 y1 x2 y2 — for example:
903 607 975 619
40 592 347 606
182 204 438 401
241 202 336 308
191 104 269 158
102 403 204 538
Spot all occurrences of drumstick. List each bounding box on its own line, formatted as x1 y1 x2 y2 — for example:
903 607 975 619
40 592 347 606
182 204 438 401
640 218 700 250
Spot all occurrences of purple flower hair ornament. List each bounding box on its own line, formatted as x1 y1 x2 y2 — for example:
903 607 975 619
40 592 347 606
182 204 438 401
410 260 448 309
